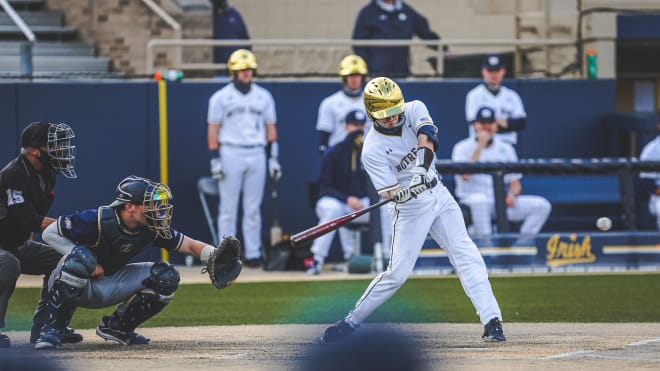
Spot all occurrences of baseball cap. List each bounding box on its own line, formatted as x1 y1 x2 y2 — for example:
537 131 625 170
482 54 504 70
475 107 496 123
20 122 50 148
345 110 367 126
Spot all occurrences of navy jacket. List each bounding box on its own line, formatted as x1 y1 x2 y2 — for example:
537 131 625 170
352 0 439 76
212 6 251 64
318 131 370 202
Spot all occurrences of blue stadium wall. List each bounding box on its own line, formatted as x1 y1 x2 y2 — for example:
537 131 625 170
0 79 617 263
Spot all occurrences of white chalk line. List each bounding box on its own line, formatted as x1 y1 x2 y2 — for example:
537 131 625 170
538 337 660 360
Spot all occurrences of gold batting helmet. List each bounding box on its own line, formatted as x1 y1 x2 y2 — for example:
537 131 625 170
339 54 368 77
227 49 257 79
363 77 405 121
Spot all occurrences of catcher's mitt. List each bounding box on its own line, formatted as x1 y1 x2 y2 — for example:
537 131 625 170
203 236 243 289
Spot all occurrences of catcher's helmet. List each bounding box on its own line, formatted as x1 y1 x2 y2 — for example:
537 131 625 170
227 49 257 79
363 77 405 122
110 175 174 239
339 54 368 77
20 122 76 178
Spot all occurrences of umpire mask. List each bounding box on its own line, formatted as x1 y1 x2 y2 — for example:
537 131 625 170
21 122 77 178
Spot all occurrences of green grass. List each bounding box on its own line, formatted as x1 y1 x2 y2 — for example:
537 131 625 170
5 274 660 331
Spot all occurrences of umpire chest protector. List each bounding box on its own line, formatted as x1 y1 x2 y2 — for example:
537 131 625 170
96 206 156 274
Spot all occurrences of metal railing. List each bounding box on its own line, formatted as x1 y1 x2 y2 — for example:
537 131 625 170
141 0 181 69
435 158 660 232
0 0 36 76
145 37 579 75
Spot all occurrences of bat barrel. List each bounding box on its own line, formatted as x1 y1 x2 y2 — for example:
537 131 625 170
290 198 392 247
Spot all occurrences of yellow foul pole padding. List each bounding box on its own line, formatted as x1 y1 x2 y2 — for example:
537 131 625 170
157 78 169 262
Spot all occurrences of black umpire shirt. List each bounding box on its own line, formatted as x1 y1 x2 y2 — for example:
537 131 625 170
0 155 56 253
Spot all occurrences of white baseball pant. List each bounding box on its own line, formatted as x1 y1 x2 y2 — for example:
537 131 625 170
217 146 266 260
650 194 660 230
461 193 551 236
345 184 502 327
310 196 371 263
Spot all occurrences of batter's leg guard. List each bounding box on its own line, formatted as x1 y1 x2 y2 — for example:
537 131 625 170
96 262 179 345
35 246 96 350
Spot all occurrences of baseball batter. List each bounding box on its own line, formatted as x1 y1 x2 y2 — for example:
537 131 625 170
208 49 281 267
34 176 233 350
453 106 551 237
640 117 660 230
321 77 505 343
465 54 527 147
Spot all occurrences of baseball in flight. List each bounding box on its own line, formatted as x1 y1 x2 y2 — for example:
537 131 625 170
596 217 612 231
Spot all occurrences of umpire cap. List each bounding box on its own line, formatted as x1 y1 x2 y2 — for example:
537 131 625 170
20 122 50 148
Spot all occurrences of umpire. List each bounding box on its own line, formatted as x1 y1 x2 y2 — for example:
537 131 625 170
0 121 81 348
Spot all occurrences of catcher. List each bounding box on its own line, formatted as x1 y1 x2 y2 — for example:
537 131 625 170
34 175 242 350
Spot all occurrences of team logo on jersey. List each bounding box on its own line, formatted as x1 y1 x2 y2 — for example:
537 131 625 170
120 243 133 253
386 148 393 155
395 147 418 172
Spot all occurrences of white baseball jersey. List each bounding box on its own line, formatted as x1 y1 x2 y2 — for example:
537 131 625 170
465 84 526 145
362 100 438 192
640 135 660 228
317 90 371 147
451 136 551 236
451 137 521 200
346 100 502 328
640 136 660 182
208 83 276 147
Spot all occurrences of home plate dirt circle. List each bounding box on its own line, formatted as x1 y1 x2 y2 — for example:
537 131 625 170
5 323 660 370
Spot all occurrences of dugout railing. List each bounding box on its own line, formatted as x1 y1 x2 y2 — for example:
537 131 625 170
435 158 660 233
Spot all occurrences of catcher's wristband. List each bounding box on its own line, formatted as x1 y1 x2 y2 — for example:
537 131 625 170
200 244 215 264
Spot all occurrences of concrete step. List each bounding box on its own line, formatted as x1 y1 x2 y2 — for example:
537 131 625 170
0 24 76 40
0 55 110 72
0 11 63 26
4 0 46 11
0 41 95 56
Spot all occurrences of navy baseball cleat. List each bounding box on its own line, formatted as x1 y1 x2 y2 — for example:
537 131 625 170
321 320 356 343
306 260 321 275
35 331 62 350
96 316 150 345
30 325 83 344
244 258 263 269
482 317 506 342
0 332 10 348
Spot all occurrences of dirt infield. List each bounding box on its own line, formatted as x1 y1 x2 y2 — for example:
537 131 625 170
4 323 660 370
9 269 660 370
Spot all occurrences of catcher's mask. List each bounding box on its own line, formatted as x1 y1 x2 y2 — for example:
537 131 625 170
227 49 257 80
21 122 77 178
363 77 405 127
110 175 174 239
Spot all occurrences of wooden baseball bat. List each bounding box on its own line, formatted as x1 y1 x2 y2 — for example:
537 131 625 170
290 198 393 247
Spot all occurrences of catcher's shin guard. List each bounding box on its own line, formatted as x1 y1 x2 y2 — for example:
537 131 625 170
36 247 95 349
35 279 85 349
104 261 179 333
144 261 180 295
106 289 171 333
